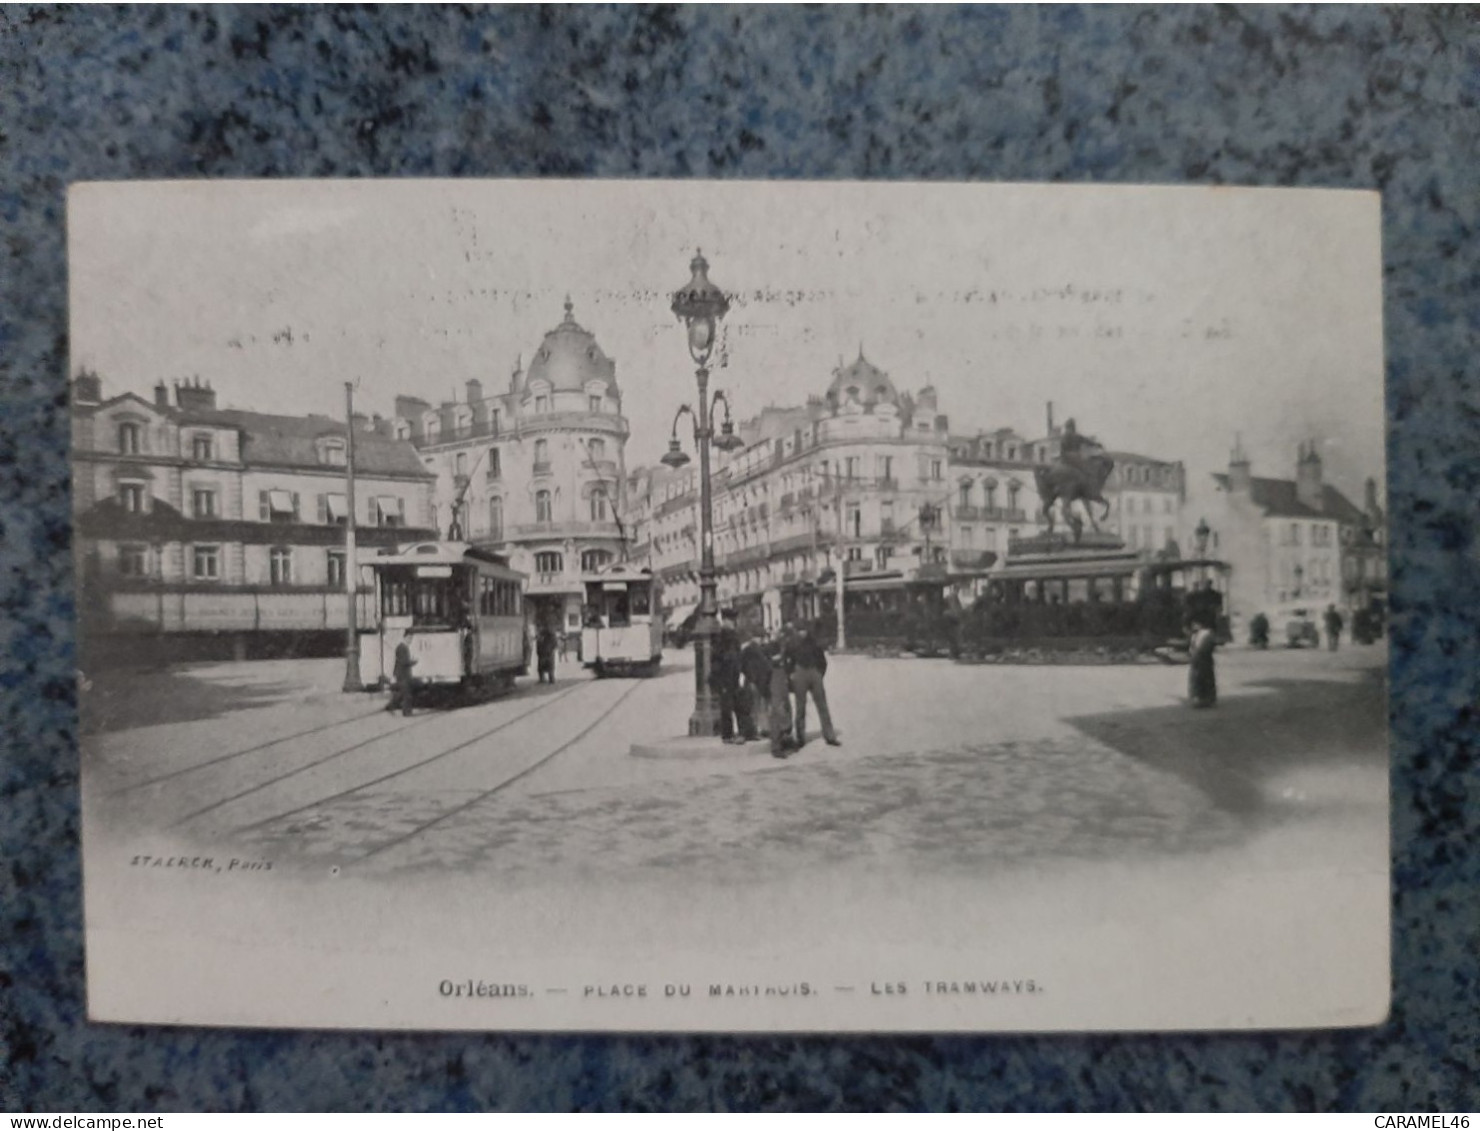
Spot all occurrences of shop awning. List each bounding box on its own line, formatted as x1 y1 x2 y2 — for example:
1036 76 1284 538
667 603 698 625
325 493 348 521
375 496 402 517
267 489 295 514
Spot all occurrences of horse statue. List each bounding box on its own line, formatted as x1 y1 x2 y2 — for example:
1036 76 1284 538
1034 448 1114 540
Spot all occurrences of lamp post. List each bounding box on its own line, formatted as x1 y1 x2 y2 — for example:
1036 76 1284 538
1193 516 1211 585
664 251 741 736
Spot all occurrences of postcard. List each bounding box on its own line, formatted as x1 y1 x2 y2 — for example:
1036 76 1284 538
72 179 1388 1030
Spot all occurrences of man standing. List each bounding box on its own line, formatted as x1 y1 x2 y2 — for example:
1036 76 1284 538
738 629 771 743
767 627 797 759
785 620 841 748
387 637 416 716
1324 604 1344 652
712 608 745 743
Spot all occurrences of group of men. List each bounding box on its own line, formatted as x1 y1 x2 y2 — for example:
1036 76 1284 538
709 611 841 758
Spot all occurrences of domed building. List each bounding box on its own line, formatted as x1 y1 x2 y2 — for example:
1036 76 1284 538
392 298 631 634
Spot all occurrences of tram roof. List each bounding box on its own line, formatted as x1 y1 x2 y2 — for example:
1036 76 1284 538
993 555 1230 583
370 541 524 576
580 563 658 585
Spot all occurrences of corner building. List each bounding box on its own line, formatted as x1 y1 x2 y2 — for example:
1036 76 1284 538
393 300 629 636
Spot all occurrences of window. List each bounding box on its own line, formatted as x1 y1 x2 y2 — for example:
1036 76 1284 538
319 439 346 467
1007 484 1020 511
878 455 893 483
118 422 142 454
118 544 148 577
327 550 346 588
119 483 145 513
588 438 606 462
488 496 503 540
959 482 972 509
192 545 220 580
845 456 859 480
1163 497 1173 514
319 492 349 525
375 496 404 528
984 483 997 510
932 459 944 481
535 395 549 413
269 547 293 586
582 549 613 572
260 490 299 522
192 434 213 461
534 439 549 470
192 488 216 518
455 452 468 478
875 546 893 570
535 551 563 575
961 526 974 547
589 395 602 413
490 409 502 434
487 448 501 479
590 492 608 522
535 489 552 523
1290 523 1302 546
848 506 861 538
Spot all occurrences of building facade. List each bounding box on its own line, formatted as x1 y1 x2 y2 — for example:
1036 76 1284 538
72 373 436 659
1192 438 1385 630
394 300 630 635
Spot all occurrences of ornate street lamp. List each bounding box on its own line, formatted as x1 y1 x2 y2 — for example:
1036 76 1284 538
666 250 739 736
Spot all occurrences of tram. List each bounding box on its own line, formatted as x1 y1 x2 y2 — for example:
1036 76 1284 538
579 564 665 677
359 541 529 700
960 555 1233 657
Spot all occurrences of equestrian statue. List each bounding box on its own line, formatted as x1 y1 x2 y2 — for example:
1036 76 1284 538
1033 418 1114 542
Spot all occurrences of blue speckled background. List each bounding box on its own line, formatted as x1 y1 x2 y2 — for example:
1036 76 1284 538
2 4 1477 1112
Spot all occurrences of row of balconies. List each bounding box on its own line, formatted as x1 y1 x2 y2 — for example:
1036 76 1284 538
420 412 628 449
951 505 1029 522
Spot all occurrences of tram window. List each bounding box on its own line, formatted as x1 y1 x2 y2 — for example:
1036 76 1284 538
630 586 651 617
607 592 631 628
382 580 410 617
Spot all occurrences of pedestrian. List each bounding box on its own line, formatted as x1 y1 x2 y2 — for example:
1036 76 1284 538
767 628 797 759
560 630 572 662
1188 615 1217 708
1249 612 1270 649
387 637 416 716
711 608 745 743
536 622 557 684
1324 604 1344 652
784 620 841 748
738 630 771 743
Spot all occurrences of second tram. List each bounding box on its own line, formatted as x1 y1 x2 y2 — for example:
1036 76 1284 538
580 564 665 677
359 541 529 700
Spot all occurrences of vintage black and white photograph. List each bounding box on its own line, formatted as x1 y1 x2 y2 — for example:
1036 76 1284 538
71 180 1388 1031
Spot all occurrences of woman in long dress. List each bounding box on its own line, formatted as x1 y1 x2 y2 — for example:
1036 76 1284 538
1188 617 1218 708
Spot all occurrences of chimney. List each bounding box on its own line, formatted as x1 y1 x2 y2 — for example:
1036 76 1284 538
1046 400 1055 436
72 370 103 405
154 380 169 407
465 378 483 404
1227 434 1252 495
372 413 392 438
1364 477 1381 517
174 376 217 413
1296 440 1324 511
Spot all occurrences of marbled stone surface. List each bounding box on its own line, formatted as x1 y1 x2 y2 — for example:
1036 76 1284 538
1 4 1476 1112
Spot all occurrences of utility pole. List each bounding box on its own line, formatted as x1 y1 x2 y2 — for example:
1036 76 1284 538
834 477 846 651
342 381 362 693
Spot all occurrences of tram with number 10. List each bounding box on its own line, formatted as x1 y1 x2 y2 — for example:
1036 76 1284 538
580 564 665 677
359 542 529 699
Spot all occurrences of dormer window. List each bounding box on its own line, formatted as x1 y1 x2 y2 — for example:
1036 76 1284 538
535 395 550 414
118 422 142 455
589 438 606 462
317 438 347 467
589 395 602 413
191 434 213 461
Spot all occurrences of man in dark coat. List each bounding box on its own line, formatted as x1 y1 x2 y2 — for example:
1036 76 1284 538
1324 604 1344 652
711 609 745 742
766 628 797 758
536 623 558 684
738 631 771 743
387 638 416 716
784 621 840 748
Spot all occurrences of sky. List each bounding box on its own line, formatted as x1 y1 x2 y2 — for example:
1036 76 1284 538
69 179 1386 502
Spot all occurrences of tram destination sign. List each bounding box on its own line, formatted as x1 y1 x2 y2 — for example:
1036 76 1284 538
71 179 1389 1032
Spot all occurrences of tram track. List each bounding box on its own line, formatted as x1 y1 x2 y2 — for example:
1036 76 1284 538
104 704 396 797
346 676 647 866
216 675 600 834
